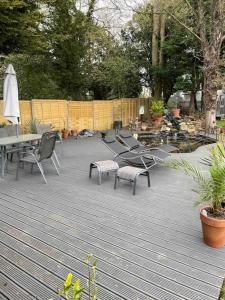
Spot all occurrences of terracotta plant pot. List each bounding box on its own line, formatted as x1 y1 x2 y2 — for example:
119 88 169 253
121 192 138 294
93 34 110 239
171 108 180 118
71 129 78 137
62 129 69 139
152 116 162 127
200 207 225 248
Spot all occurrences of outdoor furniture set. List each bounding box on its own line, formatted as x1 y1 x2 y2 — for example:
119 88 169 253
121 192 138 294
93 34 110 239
89 131 178 195
0 124 60 183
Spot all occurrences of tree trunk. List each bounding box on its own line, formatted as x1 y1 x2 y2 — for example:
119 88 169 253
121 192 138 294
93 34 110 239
202 50 219 133
152 4 160 98
189 90 196 113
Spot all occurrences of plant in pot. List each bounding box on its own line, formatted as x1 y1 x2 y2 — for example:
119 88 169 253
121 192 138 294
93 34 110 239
150 100 165 127
61 128 69 139
166 141 225 248
167 99 181 118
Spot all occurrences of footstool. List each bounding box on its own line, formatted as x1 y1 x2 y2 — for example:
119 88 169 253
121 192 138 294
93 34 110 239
114 166 150 195
89 160 119 185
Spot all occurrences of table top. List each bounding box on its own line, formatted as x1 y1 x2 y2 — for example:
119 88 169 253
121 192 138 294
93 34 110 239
0 134 42 146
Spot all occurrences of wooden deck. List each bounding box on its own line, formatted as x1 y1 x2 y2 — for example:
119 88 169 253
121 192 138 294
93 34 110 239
0 135 225 300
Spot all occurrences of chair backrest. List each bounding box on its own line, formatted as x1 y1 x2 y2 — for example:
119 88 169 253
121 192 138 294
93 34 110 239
102 137 128 155
5 125 19 136
0 127 8 138
118 131 140 149
36 124 52 135
38 132 57 161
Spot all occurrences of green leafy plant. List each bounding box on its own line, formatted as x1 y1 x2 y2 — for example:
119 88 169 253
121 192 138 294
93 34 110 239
0 122 7 128
167 99 181 109
166 140 225 217
150 100 165 117
58 254 98 300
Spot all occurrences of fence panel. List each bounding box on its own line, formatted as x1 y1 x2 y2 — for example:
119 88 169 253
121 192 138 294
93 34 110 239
0 98 148 132
93 101 113 130
31 99 68 130
68 101 93 132
0 100 32 129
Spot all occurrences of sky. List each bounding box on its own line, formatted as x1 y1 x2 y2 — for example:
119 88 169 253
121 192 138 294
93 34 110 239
94 0 145 32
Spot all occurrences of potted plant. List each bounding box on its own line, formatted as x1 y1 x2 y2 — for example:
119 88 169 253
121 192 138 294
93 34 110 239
167 141 225 248
62 128 69 139
150 100 165 127
167 99 181 118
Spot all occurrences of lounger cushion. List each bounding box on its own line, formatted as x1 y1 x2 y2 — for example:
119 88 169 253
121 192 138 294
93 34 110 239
117 166 147 180
93 160 119 173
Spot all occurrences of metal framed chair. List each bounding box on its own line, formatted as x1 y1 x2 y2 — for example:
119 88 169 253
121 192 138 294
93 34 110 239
16 132 60 183
117 130 178 154
101 137 157 169
35 123 62 167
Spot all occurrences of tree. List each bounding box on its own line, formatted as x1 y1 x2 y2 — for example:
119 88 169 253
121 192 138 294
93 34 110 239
167 0 225 130
121 2 202 103
42 0 99 99
0 0 44 55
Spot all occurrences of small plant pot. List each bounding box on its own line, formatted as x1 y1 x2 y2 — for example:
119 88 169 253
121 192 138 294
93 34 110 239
152 116 162 127
200 207 225 248
31 140 39 146
70 129 78 137
171 108 180 118
62 130 69 139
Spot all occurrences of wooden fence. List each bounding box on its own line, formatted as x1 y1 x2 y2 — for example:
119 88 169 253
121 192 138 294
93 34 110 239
0 98 149 132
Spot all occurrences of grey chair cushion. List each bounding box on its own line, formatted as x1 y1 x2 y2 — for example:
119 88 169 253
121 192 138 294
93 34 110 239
93 160 119 173
117 166 147 180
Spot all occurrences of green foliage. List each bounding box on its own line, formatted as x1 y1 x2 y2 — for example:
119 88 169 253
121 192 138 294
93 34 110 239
217 119 225 129
58 254 98 300
166 142 225 214
167 99 181 109
219 278 225 300
0 0 44 55
150 100 165 116
0 122 6 128
0 54 61 99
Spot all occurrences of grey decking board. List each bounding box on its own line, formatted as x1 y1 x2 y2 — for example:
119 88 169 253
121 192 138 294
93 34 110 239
1 181 224 262
0 183 205 241
1 216 221 293
0 273 35 300
0 234 137 300
1 197 225 280
2 188 223 260
0 257 57 300
0 137 224 300
0 209 222 300
0 233 184 300
0 221 218 300
0 183 204 239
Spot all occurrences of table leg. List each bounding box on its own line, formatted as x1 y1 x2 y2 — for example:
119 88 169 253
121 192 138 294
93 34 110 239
1 146 5 178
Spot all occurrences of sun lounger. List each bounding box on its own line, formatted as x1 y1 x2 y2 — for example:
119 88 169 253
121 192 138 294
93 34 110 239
102 137 169 169
117 131 178 154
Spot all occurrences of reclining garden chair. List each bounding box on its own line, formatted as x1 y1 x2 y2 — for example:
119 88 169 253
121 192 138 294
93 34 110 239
117 130 178 154
16 132 59 183
102 137 169 169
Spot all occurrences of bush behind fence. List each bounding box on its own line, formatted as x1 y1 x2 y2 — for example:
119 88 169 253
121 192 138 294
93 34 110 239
0 98 148 132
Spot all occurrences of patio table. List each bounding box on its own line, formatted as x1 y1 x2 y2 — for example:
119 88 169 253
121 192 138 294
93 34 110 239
0 134 42 178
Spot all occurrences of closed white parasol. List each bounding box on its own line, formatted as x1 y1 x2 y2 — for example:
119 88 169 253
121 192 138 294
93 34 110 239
3 64 20 136
3 64 20 125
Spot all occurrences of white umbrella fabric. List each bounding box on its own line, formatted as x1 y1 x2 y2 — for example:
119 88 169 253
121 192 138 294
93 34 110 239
3 64 20 135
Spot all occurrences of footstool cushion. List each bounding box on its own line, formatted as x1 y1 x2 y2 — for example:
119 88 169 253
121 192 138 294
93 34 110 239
114 166 150 195
89 160 119 184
